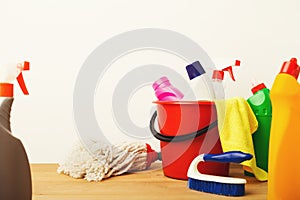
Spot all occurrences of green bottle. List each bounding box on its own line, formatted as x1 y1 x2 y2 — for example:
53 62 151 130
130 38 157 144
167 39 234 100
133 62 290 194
246 82 272 176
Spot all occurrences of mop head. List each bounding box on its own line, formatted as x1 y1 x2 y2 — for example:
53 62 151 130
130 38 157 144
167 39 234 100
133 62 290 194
57 141 158 181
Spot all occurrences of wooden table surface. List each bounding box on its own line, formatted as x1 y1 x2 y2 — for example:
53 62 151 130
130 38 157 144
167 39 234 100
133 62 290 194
31 163 267 200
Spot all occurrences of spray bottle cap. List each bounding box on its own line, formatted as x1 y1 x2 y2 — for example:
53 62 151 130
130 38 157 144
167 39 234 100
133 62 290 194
186 61 206 80
280 58 300 79
0 61 30 97
212 70 224 80
212 60 240 81
212 66 237 81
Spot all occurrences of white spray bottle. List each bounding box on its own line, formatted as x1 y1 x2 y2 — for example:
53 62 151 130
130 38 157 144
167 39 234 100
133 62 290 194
212 60 240 99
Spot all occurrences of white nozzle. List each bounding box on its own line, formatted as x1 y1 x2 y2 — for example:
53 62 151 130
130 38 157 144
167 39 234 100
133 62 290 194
0 63 22 83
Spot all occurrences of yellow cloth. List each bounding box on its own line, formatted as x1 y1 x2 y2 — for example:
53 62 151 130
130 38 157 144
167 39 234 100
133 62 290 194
215 97 268 181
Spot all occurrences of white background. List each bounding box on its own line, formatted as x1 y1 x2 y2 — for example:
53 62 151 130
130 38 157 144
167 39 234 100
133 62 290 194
1 0 299 163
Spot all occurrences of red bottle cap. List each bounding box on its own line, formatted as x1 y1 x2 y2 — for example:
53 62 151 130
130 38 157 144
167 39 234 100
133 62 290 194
251 83 266 94
212 70 224 80
280 58 300 79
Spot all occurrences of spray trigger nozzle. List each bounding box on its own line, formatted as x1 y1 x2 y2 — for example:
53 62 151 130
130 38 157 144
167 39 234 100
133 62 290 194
212 60 240 81
222 66 236 81
16 61 30 95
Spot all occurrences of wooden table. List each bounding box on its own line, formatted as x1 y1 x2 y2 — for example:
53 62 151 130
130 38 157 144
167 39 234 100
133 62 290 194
31 163 267 200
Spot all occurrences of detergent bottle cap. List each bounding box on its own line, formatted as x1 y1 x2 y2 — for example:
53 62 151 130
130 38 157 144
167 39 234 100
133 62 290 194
280 58 300 79
152 76 170 90
152 76 184 101
212 70 224 81
251 83 267 94
186 61 206 80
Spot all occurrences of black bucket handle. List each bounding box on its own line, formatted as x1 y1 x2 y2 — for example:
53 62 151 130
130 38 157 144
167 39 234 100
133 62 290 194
150 111 218 143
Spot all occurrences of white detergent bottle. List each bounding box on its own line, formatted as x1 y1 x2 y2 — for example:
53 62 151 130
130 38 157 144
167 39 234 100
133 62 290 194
185 61 215 100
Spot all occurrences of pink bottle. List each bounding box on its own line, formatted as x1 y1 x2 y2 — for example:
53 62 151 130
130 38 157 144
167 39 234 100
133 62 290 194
152 76 184 101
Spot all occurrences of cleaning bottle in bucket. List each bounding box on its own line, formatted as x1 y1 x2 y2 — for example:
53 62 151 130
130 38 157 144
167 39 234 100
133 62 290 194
185 61 215 100
245 81 271 177
0 61 31 200
152 76 184 101
268 58 300 199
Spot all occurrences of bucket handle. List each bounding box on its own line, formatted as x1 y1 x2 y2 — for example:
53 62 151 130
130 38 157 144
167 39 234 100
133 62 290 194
150 111 218 143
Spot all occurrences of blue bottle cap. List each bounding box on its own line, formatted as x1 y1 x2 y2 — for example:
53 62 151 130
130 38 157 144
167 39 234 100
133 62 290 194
186 61 206 80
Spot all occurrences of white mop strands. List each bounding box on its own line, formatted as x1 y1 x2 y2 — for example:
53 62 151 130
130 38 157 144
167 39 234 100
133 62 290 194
57 141 160 181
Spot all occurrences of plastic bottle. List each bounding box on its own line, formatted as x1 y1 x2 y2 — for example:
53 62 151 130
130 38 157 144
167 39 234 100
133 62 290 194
0 61 31 200
268 58 300 199
152 76 184 101
212 66 236 99
245 81 271 177
185 61 215 100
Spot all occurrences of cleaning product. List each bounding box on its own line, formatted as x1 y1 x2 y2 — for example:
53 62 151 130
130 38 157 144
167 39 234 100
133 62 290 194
185 61 215 100
268 58 300 199
0 61 31 200
152 76 184 101
58 141 161 181
187 151 253 196
245 81 271 177
212 60 240 98
212 65 237 99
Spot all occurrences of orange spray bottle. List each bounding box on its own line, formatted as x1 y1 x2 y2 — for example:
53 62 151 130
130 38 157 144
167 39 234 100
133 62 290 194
268 58 300 199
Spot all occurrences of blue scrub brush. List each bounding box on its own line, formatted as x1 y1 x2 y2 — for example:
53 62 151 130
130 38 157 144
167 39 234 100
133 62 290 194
187 151 252 197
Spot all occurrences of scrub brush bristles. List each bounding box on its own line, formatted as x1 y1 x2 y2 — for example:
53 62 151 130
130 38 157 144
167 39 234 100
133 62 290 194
188 178 245 196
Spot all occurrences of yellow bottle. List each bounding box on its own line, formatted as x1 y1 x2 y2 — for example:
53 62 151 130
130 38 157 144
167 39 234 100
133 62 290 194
268 58 300 199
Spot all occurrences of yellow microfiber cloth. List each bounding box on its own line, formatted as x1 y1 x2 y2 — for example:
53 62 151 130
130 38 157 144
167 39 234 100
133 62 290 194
215 97 268 181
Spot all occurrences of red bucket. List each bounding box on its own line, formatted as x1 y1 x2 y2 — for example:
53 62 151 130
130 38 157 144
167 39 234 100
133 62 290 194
150 101 229 180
